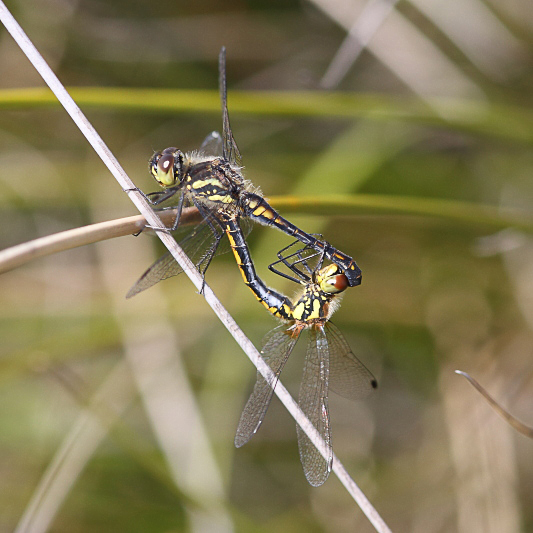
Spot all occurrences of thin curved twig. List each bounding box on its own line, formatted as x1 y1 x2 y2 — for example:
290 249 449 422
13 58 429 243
456 370 533 438
0 4 392 532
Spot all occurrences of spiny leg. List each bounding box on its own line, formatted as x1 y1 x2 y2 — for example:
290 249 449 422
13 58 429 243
268 237 325 284
124 186 185 235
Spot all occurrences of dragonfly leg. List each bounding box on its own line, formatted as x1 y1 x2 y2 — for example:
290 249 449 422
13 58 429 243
164 191 185 232
124 187 153 236
128 188 186 235
123 186 180 205
268 237 325 284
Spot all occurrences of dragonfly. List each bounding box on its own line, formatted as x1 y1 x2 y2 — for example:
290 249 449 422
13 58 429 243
127 47 362 298
222 215 377 486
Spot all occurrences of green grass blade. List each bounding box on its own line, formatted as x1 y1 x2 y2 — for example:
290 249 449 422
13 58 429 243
0 87 533 145
271 194 533 233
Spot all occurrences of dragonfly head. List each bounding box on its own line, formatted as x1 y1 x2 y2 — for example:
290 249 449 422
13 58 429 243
315 264 349 295
149 147 183 188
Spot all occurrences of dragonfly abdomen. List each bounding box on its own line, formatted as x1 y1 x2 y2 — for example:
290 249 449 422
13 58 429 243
242 193 363 287
223 215 293 320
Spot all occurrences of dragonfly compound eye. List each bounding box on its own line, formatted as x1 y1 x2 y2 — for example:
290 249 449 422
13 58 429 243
320 273 349 294
154 153 176 187
332 274 349 292
149 147 179 188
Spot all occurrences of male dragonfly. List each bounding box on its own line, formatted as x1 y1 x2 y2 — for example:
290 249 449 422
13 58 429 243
127 47 361 298
222 218 377 486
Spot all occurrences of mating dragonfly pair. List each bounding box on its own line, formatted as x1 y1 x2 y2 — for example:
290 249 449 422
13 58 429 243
128 48 377 486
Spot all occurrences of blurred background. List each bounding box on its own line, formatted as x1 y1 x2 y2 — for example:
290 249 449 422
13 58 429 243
1 0 533 531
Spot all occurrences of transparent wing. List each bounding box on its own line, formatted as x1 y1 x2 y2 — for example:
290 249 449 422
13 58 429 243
326 322 377 401
126 207 253 299
239 216 253 241
199 131 223 157
126 220 220 298
296 326 332 487
234 325 300 448
218 47 242 168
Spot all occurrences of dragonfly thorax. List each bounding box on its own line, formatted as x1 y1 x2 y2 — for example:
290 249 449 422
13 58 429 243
184 156 248 207
291 286 333 322
149 146 253 213
287 264 347 324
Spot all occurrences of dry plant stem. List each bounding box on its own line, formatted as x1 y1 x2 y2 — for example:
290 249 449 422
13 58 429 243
0 4 392 531
456 370 533 438
320 0 400 88
0 207 200 274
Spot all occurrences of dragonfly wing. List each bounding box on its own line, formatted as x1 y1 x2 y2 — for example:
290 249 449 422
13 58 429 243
126 219 222 298
297 326 332 487
234 325 299 448
239 216 253 240
199 131 223 157
326 322 377 401
126 250 183 298
218 47 242 168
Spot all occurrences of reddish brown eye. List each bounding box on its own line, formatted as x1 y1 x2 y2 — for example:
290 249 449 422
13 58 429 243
150 148 179 187
333 274 348 292
158 154 174 173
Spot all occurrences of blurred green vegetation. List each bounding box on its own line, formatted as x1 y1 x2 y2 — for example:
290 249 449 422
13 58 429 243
1 1 533 532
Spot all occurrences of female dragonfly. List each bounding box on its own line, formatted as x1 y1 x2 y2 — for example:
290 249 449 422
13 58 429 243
222 215 377 486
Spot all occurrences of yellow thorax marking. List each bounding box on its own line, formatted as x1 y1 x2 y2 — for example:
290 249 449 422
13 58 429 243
210 194 234 203
310 297 322 319
292 301 305 320
192 177 223 190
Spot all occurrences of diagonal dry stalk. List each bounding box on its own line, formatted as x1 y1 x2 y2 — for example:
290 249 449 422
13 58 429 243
0 3 392 532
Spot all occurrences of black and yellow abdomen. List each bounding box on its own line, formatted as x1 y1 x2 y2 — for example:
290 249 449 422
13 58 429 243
222 214 293 321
